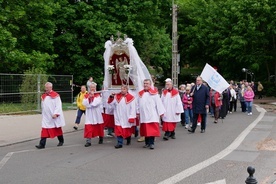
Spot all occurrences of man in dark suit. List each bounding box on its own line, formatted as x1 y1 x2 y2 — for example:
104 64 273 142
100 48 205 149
188 76 210 133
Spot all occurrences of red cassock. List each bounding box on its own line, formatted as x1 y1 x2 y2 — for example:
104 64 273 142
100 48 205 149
102 113 115 128
84 124 104 138
140 122 160 137
41 127 63 138
162 122 177 132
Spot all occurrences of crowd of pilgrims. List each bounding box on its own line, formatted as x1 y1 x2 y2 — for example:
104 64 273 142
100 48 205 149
35 78 258 150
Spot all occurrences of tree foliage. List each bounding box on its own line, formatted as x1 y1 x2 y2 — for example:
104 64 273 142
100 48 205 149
177 0 276 82
0 0 172 86
1 0 275 86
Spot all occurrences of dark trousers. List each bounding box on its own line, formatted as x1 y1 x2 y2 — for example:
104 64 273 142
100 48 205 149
192 113 207 130
211 103 220 121
180 112 185 125
145 136 155 145
164 131 175 137
229 100 237 112
39 135 64 147
240 101 246 112
75 109 85 124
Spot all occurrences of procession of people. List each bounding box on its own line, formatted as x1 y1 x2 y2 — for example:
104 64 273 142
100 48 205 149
36 74 256 150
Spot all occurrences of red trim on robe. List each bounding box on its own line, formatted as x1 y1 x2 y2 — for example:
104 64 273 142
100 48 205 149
84 124 104 138
135 116 140 126
140 122 160 137
115 93 135 104
138 88 158 97
162 88 179 98
84 93 100 103
102 113 115 128
114 125 134 138
41 90 59 101
162 122 177 132
107 97 114 103
128 118 135 123
41 127 63 138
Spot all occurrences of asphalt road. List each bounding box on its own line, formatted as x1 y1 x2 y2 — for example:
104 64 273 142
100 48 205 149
0 107 275 184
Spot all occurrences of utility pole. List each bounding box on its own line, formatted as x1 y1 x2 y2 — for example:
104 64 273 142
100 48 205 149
172 1 179 87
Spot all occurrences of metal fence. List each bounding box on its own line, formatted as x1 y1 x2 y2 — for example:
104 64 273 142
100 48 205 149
0 73 73 114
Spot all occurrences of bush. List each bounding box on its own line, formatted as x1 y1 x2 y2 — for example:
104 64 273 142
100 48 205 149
262 81 276 97
20 68 48 105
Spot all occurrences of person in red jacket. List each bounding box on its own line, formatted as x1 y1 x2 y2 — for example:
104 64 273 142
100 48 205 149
182 87 193 129
210 89 222 123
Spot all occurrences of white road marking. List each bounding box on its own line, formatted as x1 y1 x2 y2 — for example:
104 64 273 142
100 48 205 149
158 105 266 184
0 152 14 170
206 179 226 184
0 144 82 170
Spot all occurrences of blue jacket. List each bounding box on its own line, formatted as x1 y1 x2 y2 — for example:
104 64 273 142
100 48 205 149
192 85 210 114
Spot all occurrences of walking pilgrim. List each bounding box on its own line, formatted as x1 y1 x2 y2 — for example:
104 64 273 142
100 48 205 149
36 82 65 149
107 85 136 149
188 76 210 133
137 79 165 149
82 82 104 147
161 78 184 140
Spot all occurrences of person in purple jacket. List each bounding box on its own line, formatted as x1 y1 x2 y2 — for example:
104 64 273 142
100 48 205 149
244 86 255 115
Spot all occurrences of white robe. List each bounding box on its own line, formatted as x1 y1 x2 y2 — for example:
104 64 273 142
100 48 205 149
137 92 165 123
161 90 184 122
83 95 103 125
41 95 65 128
108 95 136 128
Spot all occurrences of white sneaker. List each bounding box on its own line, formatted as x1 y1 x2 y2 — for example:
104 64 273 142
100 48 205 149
185 124 189 129
197 123 200 126
249 112 252 115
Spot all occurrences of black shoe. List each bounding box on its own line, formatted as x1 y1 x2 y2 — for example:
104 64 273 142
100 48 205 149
84 142 91 147
188 129 195 133
163 136 169 140
57 142 63 147
171 135 176 139
149 144 154 150
73 126 78 130
35 145 45 149
201 129 205 133
115 144 123 149
143 144 150 148
214 121 217 124
98 137 103 144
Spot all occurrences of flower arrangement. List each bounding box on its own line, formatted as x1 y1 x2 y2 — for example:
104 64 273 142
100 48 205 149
124 65 132 74
107 65 115 74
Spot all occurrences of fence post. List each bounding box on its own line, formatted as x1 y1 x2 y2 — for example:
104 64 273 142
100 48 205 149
37 74 41 112
70 75 73 104
245 166 258 184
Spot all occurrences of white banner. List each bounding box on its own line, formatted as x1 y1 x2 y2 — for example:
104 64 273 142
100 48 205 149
200 63 229 93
